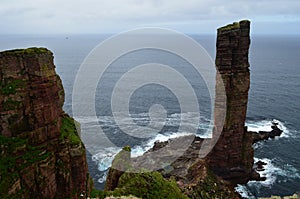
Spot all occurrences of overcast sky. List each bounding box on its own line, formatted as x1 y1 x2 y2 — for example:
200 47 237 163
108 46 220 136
1 0 299 34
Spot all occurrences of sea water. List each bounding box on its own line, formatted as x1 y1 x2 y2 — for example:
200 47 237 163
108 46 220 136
1 34 299 198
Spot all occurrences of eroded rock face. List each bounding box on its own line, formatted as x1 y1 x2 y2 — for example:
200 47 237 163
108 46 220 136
105 138 241 199
251 123 283 143
0 48 91 199
206 20 255 184
0 48 63 138
104 21 254 198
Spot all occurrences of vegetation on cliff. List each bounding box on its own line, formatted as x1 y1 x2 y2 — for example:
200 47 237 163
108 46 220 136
0 135 52 198
0 47 91 198
1 47 50 55
96 145 240 199
60 115 82 146
92 170 188 199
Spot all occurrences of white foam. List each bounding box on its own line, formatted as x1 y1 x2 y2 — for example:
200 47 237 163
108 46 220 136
89 112 212 181
92 147 121 171
78 112 212 135
235 184 256 199
131 131 194 158
98 171 108 184
91 131 195 174
250 158 283 187
90 116 294 187
246 119 291 138
237 157 300 198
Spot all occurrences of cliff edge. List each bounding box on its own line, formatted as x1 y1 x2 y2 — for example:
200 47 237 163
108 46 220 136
99 20 253 199
0 48 92 198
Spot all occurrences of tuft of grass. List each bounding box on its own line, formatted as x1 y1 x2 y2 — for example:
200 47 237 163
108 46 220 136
92 171 188 199
60 115 81 146
218 22 240 31
117 171 188 199
122 145 131 152
0 47 50 55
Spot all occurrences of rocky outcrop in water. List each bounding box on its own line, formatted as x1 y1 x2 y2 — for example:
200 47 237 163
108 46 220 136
206 20 255 184
93 20 286 199
0 48 92 198
101 20 253 199
251 122 283 143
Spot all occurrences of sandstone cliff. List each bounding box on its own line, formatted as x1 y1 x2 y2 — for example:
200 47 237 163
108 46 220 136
206 20 255 184
0 48 92 198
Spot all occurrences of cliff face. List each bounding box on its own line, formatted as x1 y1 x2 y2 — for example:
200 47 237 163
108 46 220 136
101 21 254 198
0 48 91 198
207 20 254 183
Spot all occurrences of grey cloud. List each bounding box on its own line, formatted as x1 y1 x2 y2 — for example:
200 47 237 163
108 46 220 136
0 0 299 34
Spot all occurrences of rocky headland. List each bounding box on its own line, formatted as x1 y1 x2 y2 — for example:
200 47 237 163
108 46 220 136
98 20 284 198
0 20 285 199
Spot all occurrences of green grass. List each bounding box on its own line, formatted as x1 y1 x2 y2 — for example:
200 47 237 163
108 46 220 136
60 115 81 146
0 135 52 197
0 47 50 55
122 145 131 152
92 171 188 199
218 22 240 31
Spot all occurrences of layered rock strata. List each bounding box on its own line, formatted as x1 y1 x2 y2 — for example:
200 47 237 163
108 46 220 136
0 48 92 198
104 20 254 198
250 122 283 143
100 20 284 198
206 20 255 184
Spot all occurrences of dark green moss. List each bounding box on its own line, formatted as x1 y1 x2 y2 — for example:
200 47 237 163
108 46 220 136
92 171 188 199
4 137 28 154
90 189 102 198
122 145 131 152
116 171 188 199
218 22 240 31
60 115 81 146
0 79 26 96
0 47 50 55
0 135 53 198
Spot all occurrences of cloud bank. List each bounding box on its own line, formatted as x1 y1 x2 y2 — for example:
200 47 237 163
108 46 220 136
1 0 299 34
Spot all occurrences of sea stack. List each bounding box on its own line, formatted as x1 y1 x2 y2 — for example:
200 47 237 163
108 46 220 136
207 20 254 184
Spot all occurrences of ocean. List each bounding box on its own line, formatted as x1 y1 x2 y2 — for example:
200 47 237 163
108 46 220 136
0 33 299 198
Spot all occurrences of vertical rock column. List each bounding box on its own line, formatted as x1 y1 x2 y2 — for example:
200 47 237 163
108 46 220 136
207 20 254 184
0 48 91 198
